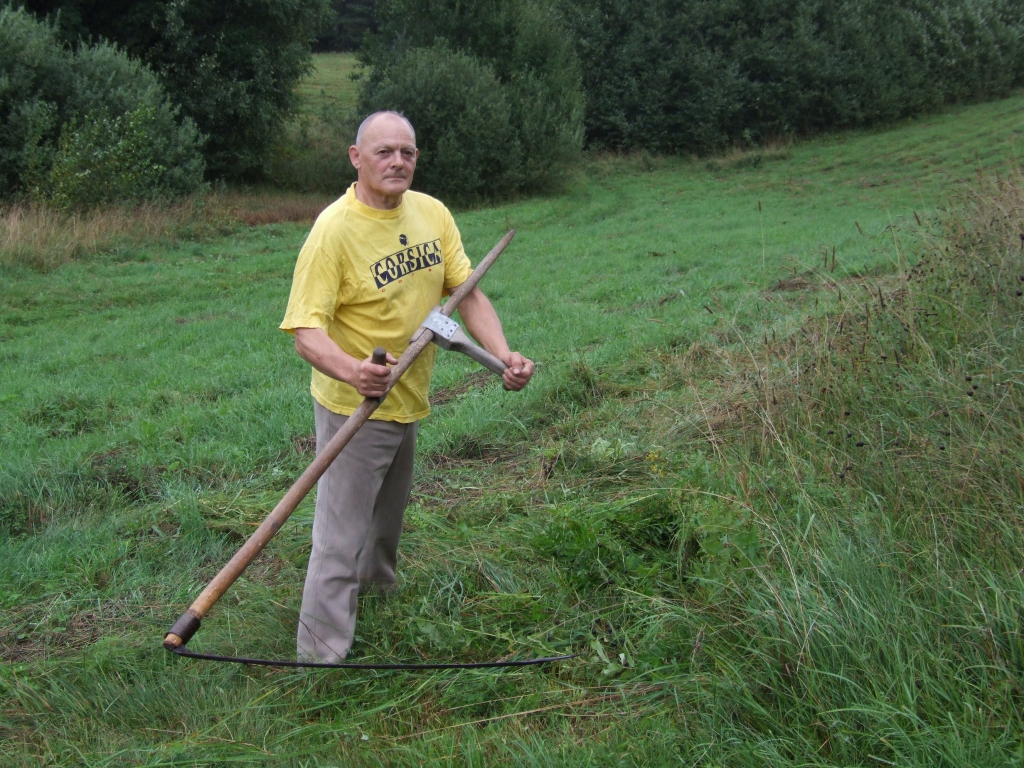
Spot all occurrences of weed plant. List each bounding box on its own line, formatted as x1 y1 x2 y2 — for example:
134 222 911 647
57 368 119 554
1 96 1024 764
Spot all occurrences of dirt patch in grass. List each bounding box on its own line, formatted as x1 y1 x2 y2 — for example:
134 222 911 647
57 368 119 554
292 432 317 455
430 371 494 406
0 611 104 663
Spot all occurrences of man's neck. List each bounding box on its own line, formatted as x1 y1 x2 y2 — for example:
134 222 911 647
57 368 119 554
354 182 403 211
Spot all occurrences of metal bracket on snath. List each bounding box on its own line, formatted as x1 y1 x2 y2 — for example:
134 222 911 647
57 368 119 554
419 309 460 341
414 309 508 376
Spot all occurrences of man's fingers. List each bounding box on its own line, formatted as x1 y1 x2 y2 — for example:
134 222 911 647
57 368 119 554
501 354 534 391
357 354 394 398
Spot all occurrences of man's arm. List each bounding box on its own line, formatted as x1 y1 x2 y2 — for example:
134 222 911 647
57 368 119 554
454 287 534 391
293 328 397 398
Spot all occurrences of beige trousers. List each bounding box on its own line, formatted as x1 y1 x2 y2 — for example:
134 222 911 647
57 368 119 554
296 401 419 662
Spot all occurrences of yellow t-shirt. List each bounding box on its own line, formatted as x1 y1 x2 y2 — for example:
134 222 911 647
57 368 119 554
280 184 473 422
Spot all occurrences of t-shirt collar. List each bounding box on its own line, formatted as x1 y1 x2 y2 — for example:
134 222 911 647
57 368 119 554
346 182 405 219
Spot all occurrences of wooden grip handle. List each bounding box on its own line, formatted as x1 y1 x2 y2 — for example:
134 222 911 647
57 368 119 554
371 347 387 365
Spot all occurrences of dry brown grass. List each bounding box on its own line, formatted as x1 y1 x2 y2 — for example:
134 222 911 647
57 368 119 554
0 189 337 271
0 201 196 270
205 189 333 227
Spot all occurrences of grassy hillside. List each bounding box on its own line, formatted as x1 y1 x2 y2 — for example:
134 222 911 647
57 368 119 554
267 53 364 194
295 53 363 118
1 95 1023 765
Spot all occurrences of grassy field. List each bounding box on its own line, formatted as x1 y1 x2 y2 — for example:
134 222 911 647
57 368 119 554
294 53 363 118
1 93 1024 765
269 53 362 193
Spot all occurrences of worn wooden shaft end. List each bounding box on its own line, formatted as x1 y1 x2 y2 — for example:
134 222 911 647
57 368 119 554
164 609 201 650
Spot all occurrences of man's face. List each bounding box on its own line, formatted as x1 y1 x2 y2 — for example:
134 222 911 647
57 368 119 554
349 115 418 201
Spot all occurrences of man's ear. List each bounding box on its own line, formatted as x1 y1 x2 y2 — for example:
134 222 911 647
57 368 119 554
348 145 361 170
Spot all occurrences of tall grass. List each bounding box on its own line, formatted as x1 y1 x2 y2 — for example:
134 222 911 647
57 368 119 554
0 190 335 271
636 169 1024 764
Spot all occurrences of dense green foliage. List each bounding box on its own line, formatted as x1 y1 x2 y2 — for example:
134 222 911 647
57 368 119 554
360 45 522 204
359 0 584 204
2 94 1024 763
559 0 1024 153
315 0 378 52
23 0 332 179
0 7 203 204
46 106 204 208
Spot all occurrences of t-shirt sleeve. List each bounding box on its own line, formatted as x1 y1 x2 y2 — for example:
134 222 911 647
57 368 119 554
440 206 473 294
279 239 343 335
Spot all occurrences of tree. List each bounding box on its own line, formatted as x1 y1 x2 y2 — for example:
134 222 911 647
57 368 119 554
23 0 332 179
315 0 378 52
0 6 204 203
558 0 1024 154
360 0 584 203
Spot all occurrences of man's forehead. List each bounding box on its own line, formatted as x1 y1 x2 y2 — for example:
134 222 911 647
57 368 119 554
360 115 416 147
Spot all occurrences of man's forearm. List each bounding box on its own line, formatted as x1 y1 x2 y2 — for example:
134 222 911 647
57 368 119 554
455 286 534 391
455 287 512 358
294 327 360 386
293 327 395 398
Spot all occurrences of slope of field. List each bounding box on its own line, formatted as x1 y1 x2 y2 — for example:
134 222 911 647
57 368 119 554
268 53 363 193
1 95 1023 765
294 52 363 118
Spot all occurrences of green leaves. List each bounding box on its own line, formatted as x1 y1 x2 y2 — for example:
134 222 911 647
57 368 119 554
20 0 332 179
359 0 584 205
560 0 1024 154
44 108 164 208
0 8 204 204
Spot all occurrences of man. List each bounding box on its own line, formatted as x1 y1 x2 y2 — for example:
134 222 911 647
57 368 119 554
280 111 534 662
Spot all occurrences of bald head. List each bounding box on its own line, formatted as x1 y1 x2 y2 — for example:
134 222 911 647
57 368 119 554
349 111 419 209
355 111 416 148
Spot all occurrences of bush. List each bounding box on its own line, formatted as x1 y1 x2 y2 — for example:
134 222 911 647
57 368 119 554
46 105 204 208
359 0 583 203
558 0 1024 154
360 45 521 205
0 8 204 205
25 0 333 180
0 6 71 196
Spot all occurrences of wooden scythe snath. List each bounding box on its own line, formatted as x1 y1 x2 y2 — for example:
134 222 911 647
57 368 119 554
164 230 516 651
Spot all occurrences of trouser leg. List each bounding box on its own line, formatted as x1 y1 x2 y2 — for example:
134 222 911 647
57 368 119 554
357 420 419 587
296 402 416 662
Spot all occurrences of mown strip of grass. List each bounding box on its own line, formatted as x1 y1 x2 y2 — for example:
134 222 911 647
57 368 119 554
0 95 1023 765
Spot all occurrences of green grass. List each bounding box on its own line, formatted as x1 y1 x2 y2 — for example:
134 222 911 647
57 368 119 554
1 94 1024 765
269 53 364 193
295 52 363 119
